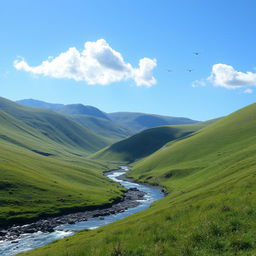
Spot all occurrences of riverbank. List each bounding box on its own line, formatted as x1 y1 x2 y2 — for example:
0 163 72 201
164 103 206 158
0 187 145 241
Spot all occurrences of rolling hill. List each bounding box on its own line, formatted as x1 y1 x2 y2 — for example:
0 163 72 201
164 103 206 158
0 97 123 227
24 103 256 256
17 99 110 120
1 97 110 153
92 122 213 163
17 99 199 142
68 114 134 141
17 99 134 142
108 111 199 131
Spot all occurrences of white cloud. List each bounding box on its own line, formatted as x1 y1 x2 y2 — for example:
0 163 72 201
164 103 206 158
208 64 256 89
134 58 157 86
244 88 253 94
192 63 256 92
14 39 157 87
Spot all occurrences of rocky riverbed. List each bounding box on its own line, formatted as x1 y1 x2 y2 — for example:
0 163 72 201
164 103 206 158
0 187 145 242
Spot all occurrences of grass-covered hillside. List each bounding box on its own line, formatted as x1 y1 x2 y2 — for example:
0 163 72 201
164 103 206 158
18 99 134 142
108 112 199 131
1 97 109 153
65 114 134 143
17 99 110 120
92 122 212 163
0 97 123 227
18 99 199 142
22 103 256 256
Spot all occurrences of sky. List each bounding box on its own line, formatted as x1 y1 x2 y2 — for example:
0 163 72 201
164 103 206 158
1 0 256 121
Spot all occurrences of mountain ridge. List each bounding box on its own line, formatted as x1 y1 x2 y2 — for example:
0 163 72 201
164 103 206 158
17 99 199 138
108 111 199 131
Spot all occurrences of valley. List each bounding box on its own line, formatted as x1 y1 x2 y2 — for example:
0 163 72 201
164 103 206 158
2 2 255 255
0 97 256 256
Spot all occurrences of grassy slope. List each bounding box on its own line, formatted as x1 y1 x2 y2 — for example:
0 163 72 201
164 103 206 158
17 99 110 120
67 114 134 143
17 99 134 142
108 112 199 131
0 98 123 227
92 122 209 163
22 104 256 256
92 119 218 163
0 97 109 153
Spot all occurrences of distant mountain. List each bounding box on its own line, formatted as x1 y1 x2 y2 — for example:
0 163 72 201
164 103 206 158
17 99 199 141
17 99 134 142
108 112 199 131
17 99 63 110
56 104 110 120
17 99 109 120
2 97 109 154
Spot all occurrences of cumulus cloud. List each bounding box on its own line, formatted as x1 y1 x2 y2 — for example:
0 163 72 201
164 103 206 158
209 64 256 89
14 39 157 87
192 63 256 91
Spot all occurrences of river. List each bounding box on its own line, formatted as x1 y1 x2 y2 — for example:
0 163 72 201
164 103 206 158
0 166 164 256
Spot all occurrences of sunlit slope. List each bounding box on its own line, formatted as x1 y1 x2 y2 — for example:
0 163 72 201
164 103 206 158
0 97 109 154
17 99 134 142
0 98 123 227
131 103 256 184
22 104 256 256
0 141 123 227
92 121 213 163
108 112 199 131
67 114 134 143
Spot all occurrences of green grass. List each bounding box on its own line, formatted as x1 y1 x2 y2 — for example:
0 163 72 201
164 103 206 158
0 97 110 153
67 114 134 143
92 120 215 163
0 97 123 227
108 112 198 132
17 99 136 143
20 103 256 255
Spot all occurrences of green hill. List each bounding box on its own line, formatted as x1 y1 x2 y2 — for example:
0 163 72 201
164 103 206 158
24 103 256 256
0 97 123 227
92 122 211 163
108 112 199 131
18 99 199 142
68 114 134 143
17 99 134 142
17 99 110 120
1 97 109 154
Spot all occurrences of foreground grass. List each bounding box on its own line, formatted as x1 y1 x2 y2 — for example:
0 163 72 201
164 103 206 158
20 177 256 256
20 104 256 255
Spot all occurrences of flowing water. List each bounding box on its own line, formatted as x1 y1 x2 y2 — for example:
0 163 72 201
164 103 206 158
0 166 164 256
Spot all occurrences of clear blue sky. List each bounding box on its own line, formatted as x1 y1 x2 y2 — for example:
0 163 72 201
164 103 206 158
1 0 256 120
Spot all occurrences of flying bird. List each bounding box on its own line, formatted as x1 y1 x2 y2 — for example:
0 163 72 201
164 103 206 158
193 52 200 56
167 69 172 72
187 69 193 72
